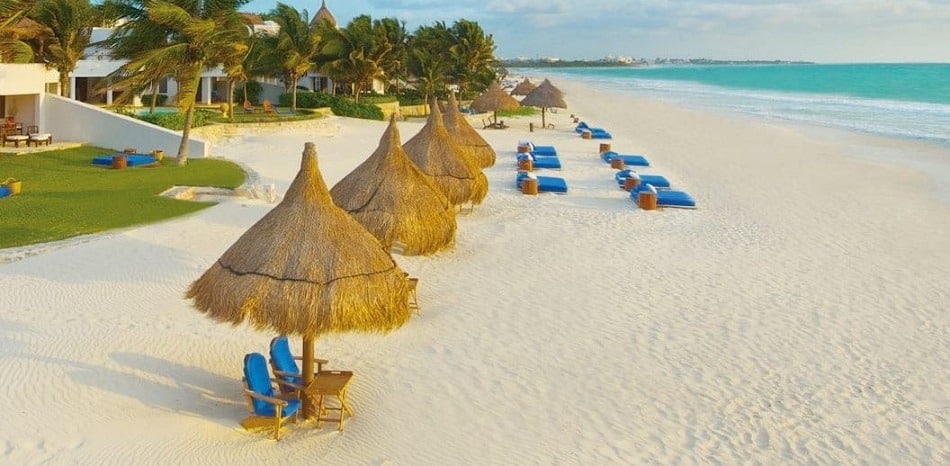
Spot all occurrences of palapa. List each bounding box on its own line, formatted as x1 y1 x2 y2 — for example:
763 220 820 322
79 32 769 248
187 142 411 418
520 79 568 129
469 82 520 126
443 92 496 168
403 99 488 207
510 78 537 96
330 115 457 255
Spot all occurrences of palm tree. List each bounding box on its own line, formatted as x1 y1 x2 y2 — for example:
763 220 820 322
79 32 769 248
105 0 249 165
407 23 452 100
31 0 99 97
256 2 319 112
318 14 388 103
372 17 407 93
220 28 257 119
447 19 497 97
0 0 38 63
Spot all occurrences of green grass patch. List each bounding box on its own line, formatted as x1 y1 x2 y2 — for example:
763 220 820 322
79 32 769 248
496 107 538 117
207 108 321 124
0 145 246 249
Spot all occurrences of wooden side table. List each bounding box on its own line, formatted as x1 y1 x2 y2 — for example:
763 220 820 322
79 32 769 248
307 370 354 431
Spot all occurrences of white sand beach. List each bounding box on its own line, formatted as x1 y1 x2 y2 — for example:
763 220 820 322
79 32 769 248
1 78 948 464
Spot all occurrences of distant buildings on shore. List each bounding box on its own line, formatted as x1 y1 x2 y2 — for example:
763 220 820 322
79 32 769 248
501 56 812 67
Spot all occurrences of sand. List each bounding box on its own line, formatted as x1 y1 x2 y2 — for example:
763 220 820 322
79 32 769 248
0 77 947 465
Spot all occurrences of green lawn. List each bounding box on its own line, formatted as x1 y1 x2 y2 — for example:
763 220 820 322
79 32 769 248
0 146 246 249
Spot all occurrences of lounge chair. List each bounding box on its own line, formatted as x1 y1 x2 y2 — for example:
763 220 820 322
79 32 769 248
518 141 557 156
26 125 52 146
269 335 328 391
585 128 612 139
631 183 696 208
517 153 561 170
601 150 650 167
516 171 568 194
262 99 278 114
243 100 257 113
614 169 669 188
91 153 158 167
241 352 302 441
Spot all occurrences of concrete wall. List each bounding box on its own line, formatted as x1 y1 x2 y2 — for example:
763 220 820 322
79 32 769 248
43 94 209 157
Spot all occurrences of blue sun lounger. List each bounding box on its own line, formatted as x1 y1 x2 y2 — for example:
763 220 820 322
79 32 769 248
587 128 612 139
631 183 696 208
92 153 158 167
518 141 558 156
614 169 670 188
516 172 568 194
602 150 649 167
517 153 561 170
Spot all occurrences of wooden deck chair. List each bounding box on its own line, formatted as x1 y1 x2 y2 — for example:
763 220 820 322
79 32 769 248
243 100 256 113
241 352 302 441
269 335 328 393
262 99 278 114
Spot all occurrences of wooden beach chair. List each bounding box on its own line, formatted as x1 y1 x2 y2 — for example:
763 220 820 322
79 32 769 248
241 352 302 440
269 335 328 392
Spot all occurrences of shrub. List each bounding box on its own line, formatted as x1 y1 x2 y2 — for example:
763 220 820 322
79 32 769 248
233 81 263 105
279 92 383 120
395 88 426 106
140 94 168 106
137 108 215 130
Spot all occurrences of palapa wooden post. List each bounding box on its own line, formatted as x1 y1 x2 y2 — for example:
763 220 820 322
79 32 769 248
599 143 611 154
518 157 533 171
522 177 539 195
639 190 658 210
302 335 316 419
112 154 128 169
610 158 625 170
624 176 640 192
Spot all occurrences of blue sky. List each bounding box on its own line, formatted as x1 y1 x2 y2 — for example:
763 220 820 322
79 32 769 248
241 0 950 63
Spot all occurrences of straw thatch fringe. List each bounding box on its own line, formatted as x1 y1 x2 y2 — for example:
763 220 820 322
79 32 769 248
404 99 489 206
187 142 411 336
331 115 457 256
443 92 496 168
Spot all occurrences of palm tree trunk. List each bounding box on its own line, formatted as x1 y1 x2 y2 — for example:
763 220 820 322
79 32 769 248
59 73 69 98
227 79 235 120
290 72 298 112
150 81 159 114
176 104 194 165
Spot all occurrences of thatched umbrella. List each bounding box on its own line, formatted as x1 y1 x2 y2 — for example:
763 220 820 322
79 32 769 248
330 115 457 255
403 98 489 207
443 92 496 168
510 78 537 96
469 82 520 126
187 142 411 418
520 79 568 129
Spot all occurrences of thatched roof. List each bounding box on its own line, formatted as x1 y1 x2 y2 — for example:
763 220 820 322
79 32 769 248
469 82 520 114
520 79 567 109
187 142 411 337
443 92 495 168
330 115 457 255
403 99 489 206
311 0 337 27
511 78 537 96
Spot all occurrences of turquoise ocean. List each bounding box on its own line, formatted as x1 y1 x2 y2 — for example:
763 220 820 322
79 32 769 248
515 63 950 147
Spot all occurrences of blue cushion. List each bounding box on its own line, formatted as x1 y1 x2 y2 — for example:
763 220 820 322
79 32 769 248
269 336 302 386
602 151 649 167
590 129 612 139
531 156 561 169
244 353 277 415
92 154 158 167
530 145 557 156
516 172 568 193
575 122 590 132
254 398 300 418
615 170 669 188
0 185 10 198
630 187 696 207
